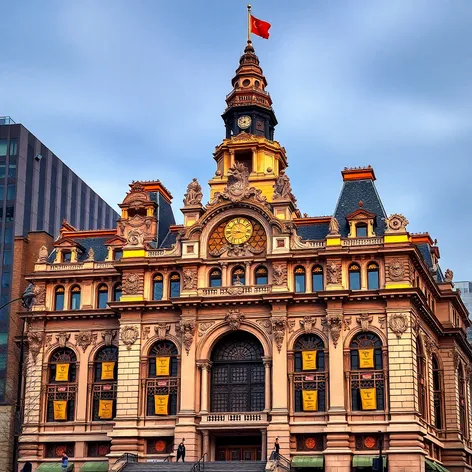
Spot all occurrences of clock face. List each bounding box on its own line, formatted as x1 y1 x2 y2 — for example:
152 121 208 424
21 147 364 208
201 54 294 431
237 115 252 129
224 218 253 245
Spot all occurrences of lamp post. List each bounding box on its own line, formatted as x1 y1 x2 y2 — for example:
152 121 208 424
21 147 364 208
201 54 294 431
378 430 384 472
9 283 36 472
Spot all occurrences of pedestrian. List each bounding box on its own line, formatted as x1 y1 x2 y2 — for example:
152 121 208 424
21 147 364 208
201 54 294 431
61 452 69 470
21 462 32 472
176 438 186 462
274 437 280 458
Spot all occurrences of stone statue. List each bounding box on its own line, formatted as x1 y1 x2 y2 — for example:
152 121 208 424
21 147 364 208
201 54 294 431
37 245 49 263
328 216 340 235
444 269 454 283
86 247 95 261
273 170 293 200
183 178 203 206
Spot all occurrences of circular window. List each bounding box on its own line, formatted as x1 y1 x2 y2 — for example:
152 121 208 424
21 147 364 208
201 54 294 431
255 80 260 88
242 79 251 87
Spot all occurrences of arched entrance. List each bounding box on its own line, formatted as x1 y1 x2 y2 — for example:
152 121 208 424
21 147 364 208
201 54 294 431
209 331 265 461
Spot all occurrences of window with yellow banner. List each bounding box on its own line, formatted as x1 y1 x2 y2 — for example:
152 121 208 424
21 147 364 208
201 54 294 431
302 351 317 370
154 394 169 415
156 357 170 376
302 390 318 411
358 349 374 369
101 362 115 380
55 363 70 382
98 399 114 419
53 400 68 420
360 388 377 410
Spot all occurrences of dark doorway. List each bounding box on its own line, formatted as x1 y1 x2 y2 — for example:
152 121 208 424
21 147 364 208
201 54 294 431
215 434 262 461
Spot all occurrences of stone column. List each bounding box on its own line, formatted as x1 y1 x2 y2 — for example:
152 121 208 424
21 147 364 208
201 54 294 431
305 263 313 293
220 262 228 287
262 357 271 412
203 430 210 459
245 261 252 285
261 429 267 461
198 361 211 414
162 270 169 300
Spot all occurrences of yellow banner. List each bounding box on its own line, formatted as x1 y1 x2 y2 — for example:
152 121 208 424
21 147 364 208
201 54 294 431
359 349 374 369
155 395 169 415
101 362 115 380
98 399 114 419
53 400 67 420
360 388 377 410
302 390 318 411
302 351 317 371
156 357 170 376
55 363 69 382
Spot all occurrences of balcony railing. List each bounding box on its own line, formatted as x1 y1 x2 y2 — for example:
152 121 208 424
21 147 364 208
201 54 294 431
197 285 272 296
342 237 383 247
46 261 114 271
147 248 181 257
201 412 267 424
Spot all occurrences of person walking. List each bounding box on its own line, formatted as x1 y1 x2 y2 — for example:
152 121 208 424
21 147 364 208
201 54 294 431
61 452 69 470
274 437 280 458
21 462 32 472
176 439 186 462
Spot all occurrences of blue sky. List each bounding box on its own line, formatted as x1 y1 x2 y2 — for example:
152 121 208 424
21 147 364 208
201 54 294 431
2 1 472 279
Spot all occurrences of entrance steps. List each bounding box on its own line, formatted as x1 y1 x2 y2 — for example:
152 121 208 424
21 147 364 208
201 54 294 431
124 461 267 472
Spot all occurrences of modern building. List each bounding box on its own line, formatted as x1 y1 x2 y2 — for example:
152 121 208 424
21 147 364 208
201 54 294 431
0 118 119 471
19 42 471 472
454 281 472 342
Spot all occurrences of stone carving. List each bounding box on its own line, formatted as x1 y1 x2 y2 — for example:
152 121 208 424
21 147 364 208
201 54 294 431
75 331 97 353
208 162 267 206
183 269 197 290
271 317 286 352
378 316 387 329
322 314 343 348
183 178 203 206
127 228 144 246
225 309 245 330
37 245 49 263
226 286 245 295
288 320 295 333
387 258 405 281
56 332 70 348
444 269 454 283
328 217 340 235
388 313 408 338
86 247 95 261
154 323 171 341
300 316 316 334
122 272 143 295
343 316 352 331
384 214 409 233
120 325 139 350
46 335 53 347
356 313 373 331
198 321 215 337
452 349 460 370
272 264 287 286
257 319 272 335
327 262 341 285
176 319 196 355
102 329 117 346
33 284 46 305
422 333 437 358
273 170 294 201
209 242 264 258
142 326 151 340
27 331 44 362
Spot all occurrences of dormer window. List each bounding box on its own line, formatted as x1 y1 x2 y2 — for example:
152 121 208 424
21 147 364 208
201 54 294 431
62 251 71 263
356 224 367 238
114 249 123 261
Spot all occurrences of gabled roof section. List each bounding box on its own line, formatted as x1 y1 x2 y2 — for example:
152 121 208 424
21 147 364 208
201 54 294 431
104 235 126 246
333 167 387 237
54 237 85 252
294 216 331 241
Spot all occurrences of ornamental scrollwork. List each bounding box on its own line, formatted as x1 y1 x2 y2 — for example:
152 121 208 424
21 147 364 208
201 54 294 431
75 331 97 353
198 321 215 337
122 272 143 295
256 319 272 335
126 229 144 246
102 329 117 346
27 331 44 363
356 313 373 332
300 316 316 334
327 262 341 285
183 178 203 206
56 332 70 348
384 214 409 233
322 314 343 348
154 323 171 341
273 170 295 202
120 325 139 351
176 319 196 355
388 313 408 338
271 317 286 352
273 264 287 286
387 258 405 282
183 269 198 290
33 284 46 306
225 309 245 330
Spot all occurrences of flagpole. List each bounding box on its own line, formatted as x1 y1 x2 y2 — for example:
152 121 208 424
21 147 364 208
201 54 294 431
247 4 251 42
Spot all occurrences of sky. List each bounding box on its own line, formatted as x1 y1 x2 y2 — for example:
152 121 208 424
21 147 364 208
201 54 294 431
1 0 472 279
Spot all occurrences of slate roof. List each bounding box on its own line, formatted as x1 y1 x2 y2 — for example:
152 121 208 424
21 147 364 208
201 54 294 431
75 237 110 262
159 231 177 249
416 242 445 283
333 179 387 237
297 223 330 241
157 193 176 245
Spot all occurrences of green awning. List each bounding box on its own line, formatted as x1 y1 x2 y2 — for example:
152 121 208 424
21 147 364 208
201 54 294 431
292 455 324 468
37 463 74 472
80 462 108 472
353 455 387 467
426 460 450 472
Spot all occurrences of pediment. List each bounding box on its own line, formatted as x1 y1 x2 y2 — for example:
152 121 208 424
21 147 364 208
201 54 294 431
104 235 127 247
346 208 376 220
54 237 84 251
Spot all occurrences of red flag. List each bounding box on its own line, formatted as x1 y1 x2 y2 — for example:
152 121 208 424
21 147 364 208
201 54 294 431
250 15 271 39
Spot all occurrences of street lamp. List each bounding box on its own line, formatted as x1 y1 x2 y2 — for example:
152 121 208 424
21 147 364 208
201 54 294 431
9 283 36 472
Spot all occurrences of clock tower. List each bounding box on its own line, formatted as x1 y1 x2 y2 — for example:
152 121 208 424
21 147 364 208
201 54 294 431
209 40 290 204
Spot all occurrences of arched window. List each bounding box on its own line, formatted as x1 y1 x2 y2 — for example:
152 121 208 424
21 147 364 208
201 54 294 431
255 265 268 285
356 223 368 238
113 284 122 302
209 268 222 287
417 338 427 419
293 334 327 412
349 263 361 290
312 265 323 291
54 286 65 311
232 266 246 285
367 262 379 290
146 341 179 416
349 333 384 411
92 346 118 421
97 284 109 309
169 273 180 298
153 274 164 300
459 363 467 437
70 286 81 310
211 332 265 412
294 266 306 293
432 355 444 429
47 348 77 422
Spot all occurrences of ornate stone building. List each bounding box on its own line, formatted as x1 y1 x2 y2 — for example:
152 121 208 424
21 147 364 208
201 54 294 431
19 41 471 472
